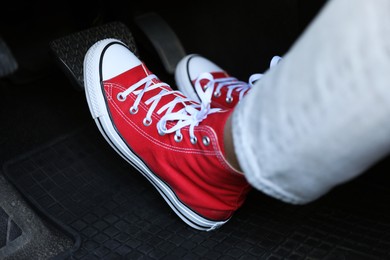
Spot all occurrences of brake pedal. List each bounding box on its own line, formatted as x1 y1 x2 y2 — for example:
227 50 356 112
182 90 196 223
49 21 138 90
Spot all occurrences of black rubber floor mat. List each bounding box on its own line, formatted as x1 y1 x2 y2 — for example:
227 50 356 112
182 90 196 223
3 121 390 260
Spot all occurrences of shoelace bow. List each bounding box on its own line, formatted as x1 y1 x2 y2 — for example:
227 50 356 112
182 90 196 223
117 74 221 143
197 56 282 103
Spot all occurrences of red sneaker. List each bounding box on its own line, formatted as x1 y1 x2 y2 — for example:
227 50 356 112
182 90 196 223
83 39 251 231
175 54 281 109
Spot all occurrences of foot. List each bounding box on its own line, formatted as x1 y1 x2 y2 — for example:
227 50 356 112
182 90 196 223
175 54 282 109
83 39 251 231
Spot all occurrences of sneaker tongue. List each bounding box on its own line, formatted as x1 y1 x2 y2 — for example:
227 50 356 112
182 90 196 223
105 63 193 114
195 71 230 87
212 71 230 79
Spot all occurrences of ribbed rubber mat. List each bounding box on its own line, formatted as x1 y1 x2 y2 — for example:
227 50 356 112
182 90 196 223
3 122 390 259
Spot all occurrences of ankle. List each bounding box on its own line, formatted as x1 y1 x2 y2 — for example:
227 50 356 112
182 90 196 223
223 113 243 173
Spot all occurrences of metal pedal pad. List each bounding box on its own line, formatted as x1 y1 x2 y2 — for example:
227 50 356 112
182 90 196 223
49 21 138 90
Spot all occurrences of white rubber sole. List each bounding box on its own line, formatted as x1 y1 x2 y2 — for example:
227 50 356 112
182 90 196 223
83 39 228 231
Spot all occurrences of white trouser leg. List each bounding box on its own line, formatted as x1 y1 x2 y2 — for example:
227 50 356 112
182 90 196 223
232 0 390 204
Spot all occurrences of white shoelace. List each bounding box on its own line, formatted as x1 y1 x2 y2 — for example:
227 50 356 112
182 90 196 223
117 74 221 143
197 56 282 103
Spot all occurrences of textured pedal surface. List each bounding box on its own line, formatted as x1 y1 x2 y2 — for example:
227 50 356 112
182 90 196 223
49 21 138 90
0 37 18 78
3 121 390 260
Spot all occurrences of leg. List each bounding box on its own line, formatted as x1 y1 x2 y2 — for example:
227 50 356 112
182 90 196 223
224 114 242 172
230 0 390 204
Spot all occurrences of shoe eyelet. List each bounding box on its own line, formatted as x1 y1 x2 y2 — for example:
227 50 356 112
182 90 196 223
117 92 126 102
226 96 233 104
143 118 152 126
174 133 183 142
190 136 197 144
214 91 221 98
130 106 138 114
202 136 210 146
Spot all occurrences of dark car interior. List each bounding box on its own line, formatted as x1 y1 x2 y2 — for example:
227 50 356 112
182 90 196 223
1 1 390 259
